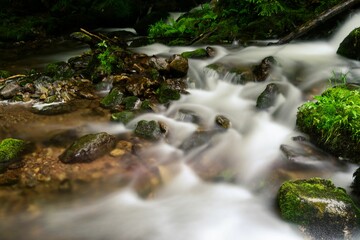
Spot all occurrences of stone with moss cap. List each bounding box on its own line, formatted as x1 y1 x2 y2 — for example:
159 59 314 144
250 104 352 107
337 27 360 61
278 177 360 239
0 138 27 173
296 85 360 163
181 48 209 59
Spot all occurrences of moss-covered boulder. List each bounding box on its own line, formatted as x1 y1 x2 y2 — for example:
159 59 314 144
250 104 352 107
278 178 360 239
111 111 135 124
181 48 209 59
296 85 360 163
156 84 181 104
100 87 124 109
134 120 162 141
256 83 280 110
59 132 116 163
0 138 27 173
337 27 360 61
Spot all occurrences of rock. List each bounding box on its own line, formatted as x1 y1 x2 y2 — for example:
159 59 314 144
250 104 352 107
256 83 280 109
31 102 76 115
215 115 231 129
0 138 27 173
44 61 74 80
134 120 162 141
0 82 21 99
181 48 209 59
337 27 360 60
59 132 117 163
351 167 360 196
70 32 96 48
278 177 360 239
252 56 277 82
122 96 140 110
297 85 360 163
169 55 189 77
100 87 123 109
156 84 181 104
149 56 170 73
111 111 135 124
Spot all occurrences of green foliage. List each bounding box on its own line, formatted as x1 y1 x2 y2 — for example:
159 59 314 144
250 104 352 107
0 138 27 172
246 0 285 16
148 3 218 44
298 86 360 144
97 41 115 74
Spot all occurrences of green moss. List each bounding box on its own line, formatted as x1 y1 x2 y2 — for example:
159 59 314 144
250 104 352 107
156 84 181 104
0 70 11 79
278 178 360 226
100 87 124 109
181 48 208 59
337 27 360 60
134 120 162 141
0 138 27 172
111 111 135 124
122 96 139 110
297 85 360 161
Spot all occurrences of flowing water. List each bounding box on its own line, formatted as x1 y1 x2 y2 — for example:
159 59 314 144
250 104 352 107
3 11 360 240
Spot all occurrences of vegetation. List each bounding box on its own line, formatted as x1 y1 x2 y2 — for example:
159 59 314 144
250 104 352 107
278 177 359 239
0 138 27 172
297 81 360 162
149 0 344 44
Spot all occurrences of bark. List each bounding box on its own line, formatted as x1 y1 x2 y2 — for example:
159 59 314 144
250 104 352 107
272 0 360 45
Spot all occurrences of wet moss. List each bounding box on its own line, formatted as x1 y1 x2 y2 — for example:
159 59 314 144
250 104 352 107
0 138 27 172
100 87 124 109
278 178 360 227
156 84 181 104
296 85 360 162
134 120 162 141
111 111 135 124
181 48 208 59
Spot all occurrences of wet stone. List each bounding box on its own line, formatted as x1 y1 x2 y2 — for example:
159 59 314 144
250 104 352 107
278 177 360 239
0 138 27 173
215 115 231 129
169 55 189 77
59 132 117 163
100 87 124 109
111 111 135 124
134 120 162 141
256 83 280 110
0 82 21 99
31 102 77 115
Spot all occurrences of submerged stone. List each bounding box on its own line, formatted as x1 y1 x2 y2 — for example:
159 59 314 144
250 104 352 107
181 48 208 59
134 120 162 141
256 83 280 109
111 111 135 124
156 84 181 104
59 132 116 163
100 87 123 109
337 27 360 61
0 138 27 173
278 178 360 239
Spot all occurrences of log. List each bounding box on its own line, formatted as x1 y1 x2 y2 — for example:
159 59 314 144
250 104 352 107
272 0 360 45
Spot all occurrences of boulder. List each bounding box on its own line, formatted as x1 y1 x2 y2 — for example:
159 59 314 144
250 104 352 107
256 83 280 109
278 177 360 239
59 132 116 163
0 138 27 173
297 85 360 162
337 27 360 60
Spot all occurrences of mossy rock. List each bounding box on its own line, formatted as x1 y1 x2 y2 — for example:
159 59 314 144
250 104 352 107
256 83 280 110
156 84 181 104
337 27 360 61
0 138 27 173
111 111 135 124
122 96 139 110
100 87 124 109
278 177 360 238
59 132 116 163
181 48 208 59
134 120 162 141
296 85 360 162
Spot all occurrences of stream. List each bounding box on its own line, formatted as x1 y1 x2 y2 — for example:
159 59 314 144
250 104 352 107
2 11 360 240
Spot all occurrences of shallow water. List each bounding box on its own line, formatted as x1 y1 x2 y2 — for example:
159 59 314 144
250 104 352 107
2 11 360 240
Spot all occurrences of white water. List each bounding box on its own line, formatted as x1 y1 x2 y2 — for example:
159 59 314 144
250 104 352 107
18 12 360 240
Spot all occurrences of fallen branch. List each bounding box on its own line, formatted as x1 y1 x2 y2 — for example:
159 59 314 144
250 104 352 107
272 0 360 45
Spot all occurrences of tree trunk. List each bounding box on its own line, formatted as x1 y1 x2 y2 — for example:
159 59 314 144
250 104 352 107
272 0 360 45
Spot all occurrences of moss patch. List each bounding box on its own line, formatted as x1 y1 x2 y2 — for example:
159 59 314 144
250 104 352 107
297 85 360 162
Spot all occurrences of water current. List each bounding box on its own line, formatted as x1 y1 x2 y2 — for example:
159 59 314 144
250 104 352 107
4 11 360 240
